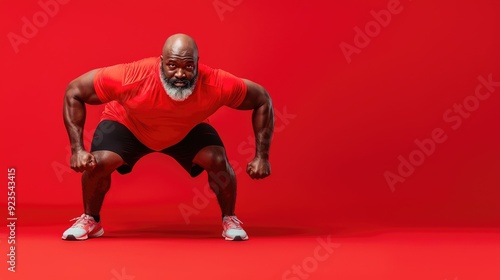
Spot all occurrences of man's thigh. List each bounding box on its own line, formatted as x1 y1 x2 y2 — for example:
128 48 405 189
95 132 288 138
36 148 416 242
161 123 225 177
91 120 153 174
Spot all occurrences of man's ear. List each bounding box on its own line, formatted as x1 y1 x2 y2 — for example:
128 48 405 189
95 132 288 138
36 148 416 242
160 55 163 61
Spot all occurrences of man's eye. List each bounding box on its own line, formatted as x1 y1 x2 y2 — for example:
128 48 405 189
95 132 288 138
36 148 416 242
168 64 176 68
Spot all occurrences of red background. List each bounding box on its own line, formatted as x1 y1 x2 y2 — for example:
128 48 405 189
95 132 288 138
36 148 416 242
1 0 500 279
2 0 499 226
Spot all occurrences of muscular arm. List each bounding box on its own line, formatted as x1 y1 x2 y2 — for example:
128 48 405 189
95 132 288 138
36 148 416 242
63 69 102 171
237 79 274 178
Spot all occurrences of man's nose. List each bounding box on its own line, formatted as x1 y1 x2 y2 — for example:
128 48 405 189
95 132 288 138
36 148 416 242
175 68 186 79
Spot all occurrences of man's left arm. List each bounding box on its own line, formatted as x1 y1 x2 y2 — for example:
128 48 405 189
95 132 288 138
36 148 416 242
236 79 275 179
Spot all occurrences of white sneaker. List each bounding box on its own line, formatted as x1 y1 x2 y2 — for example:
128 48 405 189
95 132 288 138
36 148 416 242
222 216 248 241
62 214 104 241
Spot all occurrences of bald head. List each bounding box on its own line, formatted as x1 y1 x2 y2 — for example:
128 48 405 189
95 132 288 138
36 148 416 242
159 34 199 101
162 33 198 59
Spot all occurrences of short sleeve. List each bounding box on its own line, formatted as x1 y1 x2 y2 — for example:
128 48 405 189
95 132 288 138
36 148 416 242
217 69 247 108
93 64 126 103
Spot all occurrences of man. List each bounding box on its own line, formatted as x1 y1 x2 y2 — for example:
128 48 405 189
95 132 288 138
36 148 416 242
62 34 274 241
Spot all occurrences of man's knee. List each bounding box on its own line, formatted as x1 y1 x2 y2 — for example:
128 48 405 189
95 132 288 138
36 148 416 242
194 146 228 171
89 151 124 176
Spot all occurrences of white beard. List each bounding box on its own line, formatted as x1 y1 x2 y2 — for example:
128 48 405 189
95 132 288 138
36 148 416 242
159 63 197 101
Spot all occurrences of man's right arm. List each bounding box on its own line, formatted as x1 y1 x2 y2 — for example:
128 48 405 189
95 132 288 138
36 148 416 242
63 69 102 172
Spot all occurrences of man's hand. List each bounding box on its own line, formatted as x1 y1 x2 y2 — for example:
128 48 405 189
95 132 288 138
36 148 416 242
246 157 271 179
70 150 96 172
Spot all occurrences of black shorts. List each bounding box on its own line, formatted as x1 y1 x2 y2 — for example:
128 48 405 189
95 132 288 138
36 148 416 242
90 120 224 177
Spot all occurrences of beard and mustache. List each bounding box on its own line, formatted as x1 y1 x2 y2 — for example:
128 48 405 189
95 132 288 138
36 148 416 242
159 62 198 101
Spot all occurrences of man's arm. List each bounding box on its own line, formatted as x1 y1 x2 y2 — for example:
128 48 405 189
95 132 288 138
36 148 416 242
63 69 102 172
236 79 274 179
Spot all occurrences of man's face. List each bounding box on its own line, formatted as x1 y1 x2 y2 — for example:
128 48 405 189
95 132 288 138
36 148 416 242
160 51 198 101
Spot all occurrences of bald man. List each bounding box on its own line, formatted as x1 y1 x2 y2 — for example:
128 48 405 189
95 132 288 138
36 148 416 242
62 34 274 241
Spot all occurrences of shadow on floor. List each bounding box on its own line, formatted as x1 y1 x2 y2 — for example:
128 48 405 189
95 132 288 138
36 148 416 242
103 223 336 239
102 223 473 240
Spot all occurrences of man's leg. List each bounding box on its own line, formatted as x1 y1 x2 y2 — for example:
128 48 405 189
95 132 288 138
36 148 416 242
62 150 124 241
193 145 248 241
162 123 247 240
82 150 125 218
63 120 151 241
192 145 236 216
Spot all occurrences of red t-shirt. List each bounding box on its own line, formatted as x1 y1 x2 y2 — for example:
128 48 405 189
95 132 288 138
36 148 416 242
93 57 247 151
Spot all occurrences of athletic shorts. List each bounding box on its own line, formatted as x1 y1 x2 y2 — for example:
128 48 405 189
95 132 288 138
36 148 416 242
90 120 224 177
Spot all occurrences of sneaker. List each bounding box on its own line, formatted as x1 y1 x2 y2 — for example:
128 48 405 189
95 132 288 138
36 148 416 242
222 216 248 241
62 214 104 241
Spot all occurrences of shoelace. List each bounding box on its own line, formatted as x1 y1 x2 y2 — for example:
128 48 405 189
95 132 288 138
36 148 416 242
224 216 243 229
69 214 92 229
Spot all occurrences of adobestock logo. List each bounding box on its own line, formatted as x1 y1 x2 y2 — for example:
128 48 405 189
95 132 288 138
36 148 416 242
339 0 408 64
7 0 70 54
213 0 243 21
385 73 500 192
110 267 135 280
282 235 340 280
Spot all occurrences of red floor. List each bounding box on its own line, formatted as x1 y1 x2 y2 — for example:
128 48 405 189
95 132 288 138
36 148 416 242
1 207 500 280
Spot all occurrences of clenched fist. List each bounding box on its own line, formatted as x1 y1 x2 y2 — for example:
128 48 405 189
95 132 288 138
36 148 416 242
70 150 96 172
246 156 271 180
